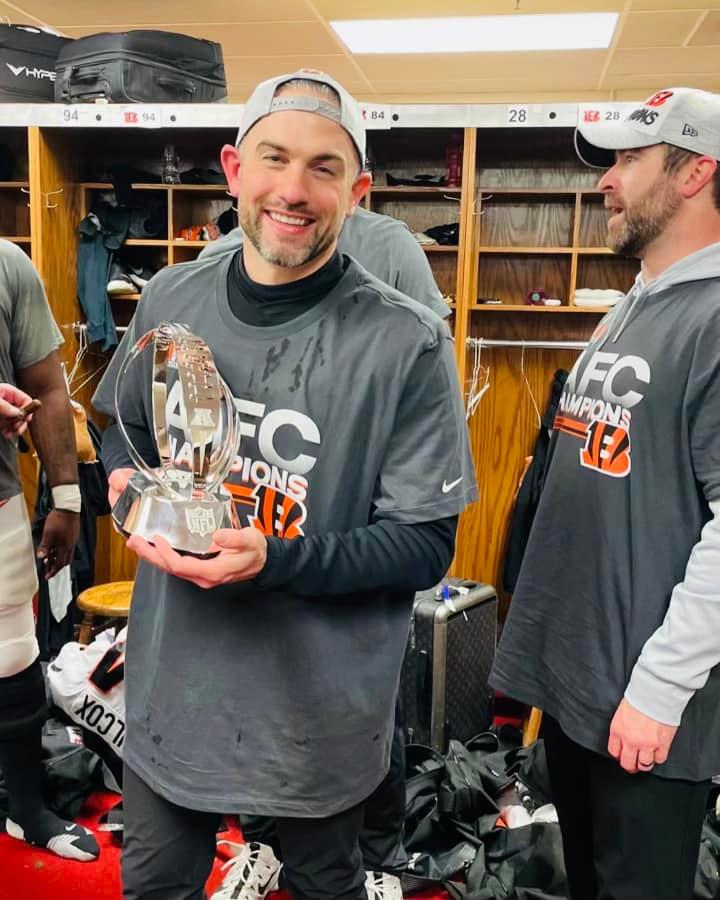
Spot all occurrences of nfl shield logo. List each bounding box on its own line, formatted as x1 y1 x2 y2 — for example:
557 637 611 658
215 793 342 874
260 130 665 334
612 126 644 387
185 506 216 536
190 407 214 428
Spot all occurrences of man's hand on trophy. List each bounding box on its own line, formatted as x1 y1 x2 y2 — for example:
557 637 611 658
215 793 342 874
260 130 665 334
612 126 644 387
126 528 268 589
108 467 136 508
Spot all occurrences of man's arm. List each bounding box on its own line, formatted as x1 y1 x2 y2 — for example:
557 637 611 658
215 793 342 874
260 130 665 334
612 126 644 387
606 501 720 773
624 499 720 722
16 350 79 577
128 515 457 593
257 516 457 594
17 350 77 488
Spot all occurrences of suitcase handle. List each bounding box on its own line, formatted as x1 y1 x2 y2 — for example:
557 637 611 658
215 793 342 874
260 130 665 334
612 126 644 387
416 649 431 730
169 57 222 77
156 75 196 97
71 67 102 83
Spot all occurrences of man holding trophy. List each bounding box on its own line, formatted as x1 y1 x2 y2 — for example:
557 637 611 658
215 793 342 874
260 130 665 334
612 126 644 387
93 70 476 900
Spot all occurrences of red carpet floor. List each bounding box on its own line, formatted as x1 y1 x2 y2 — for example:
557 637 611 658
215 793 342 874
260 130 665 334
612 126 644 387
0 793 447 900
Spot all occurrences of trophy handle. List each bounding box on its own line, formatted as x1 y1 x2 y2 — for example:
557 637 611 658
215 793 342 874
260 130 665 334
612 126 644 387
113 327 186 502
114 322 239 505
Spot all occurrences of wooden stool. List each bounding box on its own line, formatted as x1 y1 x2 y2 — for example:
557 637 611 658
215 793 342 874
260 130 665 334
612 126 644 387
522 706 544 746
76 581 134 645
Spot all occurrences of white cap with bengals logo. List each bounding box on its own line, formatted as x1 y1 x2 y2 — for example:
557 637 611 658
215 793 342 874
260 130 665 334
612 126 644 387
575 87 720 168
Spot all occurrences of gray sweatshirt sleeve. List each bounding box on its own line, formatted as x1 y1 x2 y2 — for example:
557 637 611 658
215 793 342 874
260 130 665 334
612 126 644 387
625 498 720 725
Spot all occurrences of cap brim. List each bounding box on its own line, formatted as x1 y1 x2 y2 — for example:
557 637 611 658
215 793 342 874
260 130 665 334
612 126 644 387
574 122 660 169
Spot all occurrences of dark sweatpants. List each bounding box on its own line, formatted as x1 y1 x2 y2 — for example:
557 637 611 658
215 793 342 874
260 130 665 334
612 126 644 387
121 764 368 900
543 715 709 900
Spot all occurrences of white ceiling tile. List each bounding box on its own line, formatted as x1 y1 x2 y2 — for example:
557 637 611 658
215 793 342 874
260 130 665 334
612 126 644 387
615 10 703 47
60 21 343 55
9 0 316 26
630 0 720 8
223 55 363 86
314 0 623 15
687 9 720 44
609 45 720 74
605 74 720 92
356 50 606 81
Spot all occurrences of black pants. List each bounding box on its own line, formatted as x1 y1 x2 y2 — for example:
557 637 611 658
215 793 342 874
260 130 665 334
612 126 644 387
543 715 709 900
121 765 368 900
241 704 407 874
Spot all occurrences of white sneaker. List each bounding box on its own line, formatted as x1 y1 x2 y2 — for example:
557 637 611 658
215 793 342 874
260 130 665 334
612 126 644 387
212 841 282 900
365 870 403 899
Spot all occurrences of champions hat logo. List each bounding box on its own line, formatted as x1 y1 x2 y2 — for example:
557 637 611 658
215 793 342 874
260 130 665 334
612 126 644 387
646 90 674 108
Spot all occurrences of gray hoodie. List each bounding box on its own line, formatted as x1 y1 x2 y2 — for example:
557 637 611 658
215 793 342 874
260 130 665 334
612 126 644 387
491 241 720 780
612 243 720 729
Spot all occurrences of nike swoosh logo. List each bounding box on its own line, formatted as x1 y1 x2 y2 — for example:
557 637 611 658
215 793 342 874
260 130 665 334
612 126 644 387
442 476 463 493
257 874 276 895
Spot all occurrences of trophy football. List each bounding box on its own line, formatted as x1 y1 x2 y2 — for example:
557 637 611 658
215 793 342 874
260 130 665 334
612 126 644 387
111 322 240 557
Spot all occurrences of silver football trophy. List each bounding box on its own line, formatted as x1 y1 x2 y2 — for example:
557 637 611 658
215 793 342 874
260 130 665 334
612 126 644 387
111 322 240 556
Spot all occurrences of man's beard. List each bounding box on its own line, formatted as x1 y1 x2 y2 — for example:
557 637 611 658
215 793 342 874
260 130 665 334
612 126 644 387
608 175 681 257
238 205 343 269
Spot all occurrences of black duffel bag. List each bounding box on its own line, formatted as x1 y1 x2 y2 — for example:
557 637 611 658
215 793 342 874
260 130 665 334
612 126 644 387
0 24 70 101
55 30 226 104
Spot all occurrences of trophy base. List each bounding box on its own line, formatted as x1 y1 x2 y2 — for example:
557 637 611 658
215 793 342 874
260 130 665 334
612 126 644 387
112 472 237 558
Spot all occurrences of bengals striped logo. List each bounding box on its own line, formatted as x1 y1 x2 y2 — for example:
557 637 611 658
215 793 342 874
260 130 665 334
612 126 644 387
225 482 306 538
580 420 631 477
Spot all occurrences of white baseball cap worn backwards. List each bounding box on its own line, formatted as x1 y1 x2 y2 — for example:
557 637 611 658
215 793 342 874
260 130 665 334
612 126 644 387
235 69 367 168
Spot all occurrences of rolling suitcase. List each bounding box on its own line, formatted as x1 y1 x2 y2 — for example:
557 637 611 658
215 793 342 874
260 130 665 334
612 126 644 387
401 578 497 751
55 30 226 104
0 24 70 102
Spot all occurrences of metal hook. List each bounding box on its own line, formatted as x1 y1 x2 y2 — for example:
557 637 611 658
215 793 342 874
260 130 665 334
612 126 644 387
20 186 30 208
44 188 63 210
474 193 494 217
520 342 542 429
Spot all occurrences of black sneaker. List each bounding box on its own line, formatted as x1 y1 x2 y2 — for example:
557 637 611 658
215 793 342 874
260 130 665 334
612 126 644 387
107 261 135 294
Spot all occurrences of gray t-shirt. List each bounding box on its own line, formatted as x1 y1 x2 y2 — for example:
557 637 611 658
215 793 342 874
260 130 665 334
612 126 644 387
0 240 62 500
93 252 476 816
491 276 720 781
198 206 451 319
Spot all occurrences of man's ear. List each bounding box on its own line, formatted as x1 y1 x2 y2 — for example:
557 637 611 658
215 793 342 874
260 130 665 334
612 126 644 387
679 155 717 200
347 170 372 216
220 144 242 197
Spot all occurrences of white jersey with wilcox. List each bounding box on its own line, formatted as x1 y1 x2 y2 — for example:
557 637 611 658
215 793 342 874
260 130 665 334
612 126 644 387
92 251 476 816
